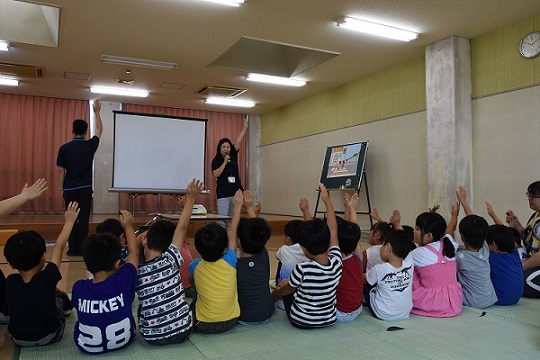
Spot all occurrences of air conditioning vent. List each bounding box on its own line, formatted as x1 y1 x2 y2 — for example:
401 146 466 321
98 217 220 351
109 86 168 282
0 62 46 78
197 85 247 98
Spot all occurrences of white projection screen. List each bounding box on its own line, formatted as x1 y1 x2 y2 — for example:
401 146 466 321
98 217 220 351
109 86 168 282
111 111 207 193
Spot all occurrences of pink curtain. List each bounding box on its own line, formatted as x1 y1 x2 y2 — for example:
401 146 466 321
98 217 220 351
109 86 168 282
121 104 246 213
0 94 90 212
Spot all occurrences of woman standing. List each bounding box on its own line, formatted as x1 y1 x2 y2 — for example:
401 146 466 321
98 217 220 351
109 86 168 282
212 118 248 220
506 180 540 298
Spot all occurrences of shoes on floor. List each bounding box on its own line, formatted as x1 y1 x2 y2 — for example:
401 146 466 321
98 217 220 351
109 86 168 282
66 250 81 257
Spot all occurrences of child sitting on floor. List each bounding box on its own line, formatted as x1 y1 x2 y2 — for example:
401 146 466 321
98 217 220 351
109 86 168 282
188 190 243 333
336 192 363 322
135 179 202 345
272 183 343 329
455 186 498 308
72 210 139 354
365 223 414 321
4 202 78 346
236 190 275 324
486 224 524 305
410 204 463 317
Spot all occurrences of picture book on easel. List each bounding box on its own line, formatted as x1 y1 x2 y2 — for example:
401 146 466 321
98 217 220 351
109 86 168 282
320 141 368 190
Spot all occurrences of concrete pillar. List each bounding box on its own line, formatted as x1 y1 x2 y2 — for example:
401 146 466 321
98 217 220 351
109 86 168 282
247 114 261 204
93 101 121 214
425 36 472 217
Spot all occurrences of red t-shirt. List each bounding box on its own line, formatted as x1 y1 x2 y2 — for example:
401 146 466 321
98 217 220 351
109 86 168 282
336 254 364 313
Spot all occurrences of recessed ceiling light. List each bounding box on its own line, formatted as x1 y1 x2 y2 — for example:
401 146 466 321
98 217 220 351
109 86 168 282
0 40 10 51
90 86 149 97
246 73 306 87
0 77 19 86
205 97 255 108
101 55 177 71
201 0 245 7
337 16 418 42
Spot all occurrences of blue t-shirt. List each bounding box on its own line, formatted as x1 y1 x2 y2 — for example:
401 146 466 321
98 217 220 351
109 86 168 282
57 136 99 190
72 263 137 354
489 249 524 306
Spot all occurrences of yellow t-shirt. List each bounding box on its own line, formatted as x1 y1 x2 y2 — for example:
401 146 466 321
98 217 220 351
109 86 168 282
191 248 240 323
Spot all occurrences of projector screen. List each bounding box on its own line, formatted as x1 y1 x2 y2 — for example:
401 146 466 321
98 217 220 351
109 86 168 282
111 111 207 193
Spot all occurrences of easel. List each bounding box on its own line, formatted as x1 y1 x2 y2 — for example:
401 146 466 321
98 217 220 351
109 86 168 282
313 171 373 227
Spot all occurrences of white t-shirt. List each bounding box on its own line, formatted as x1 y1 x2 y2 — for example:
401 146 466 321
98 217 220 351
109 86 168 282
411 234 459 268
365 245 383 272
275 243 309 281
366 255 414 321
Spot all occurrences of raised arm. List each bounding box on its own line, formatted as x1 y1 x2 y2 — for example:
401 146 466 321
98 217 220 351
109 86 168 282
0 179 48 219
172 179 204 249
235 117 248 146
343 193 351 221
389 209 403 230
506 210 525 237
120 210 139 268
299 196 312 220
485 202 504 225
348 192 360 225
369 208 384 223
456 185 473 216
242 190 257 218
320 183 338 248
446 201 460 236
50 202 79 267
228 189 243 250
93 100 103 138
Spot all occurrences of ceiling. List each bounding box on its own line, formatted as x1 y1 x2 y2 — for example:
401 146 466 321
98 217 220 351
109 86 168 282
1 0 540 115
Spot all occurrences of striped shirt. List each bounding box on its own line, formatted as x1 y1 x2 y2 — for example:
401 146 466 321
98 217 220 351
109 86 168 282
288 246 343 328
136 244 192 341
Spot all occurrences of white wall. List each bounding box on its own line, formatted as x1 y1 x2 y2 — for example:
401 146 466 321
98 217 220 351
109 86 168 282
260 84 540 232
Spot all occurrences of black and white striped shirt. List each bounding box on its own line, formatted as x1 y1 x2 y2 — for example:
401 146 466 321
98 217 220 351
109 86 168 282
289 246 343 328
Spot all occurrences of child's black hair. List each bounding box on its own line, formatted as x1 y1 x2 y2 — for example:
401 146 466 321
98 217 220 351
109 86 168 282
383 230 412 259
237 218 271 254
527 181 540 196
458 214 489 250
96 218 124 238
284 220 302 244
508 227 522 248
486 224 515 253
83 233 122 274
370 221 392 243
415 212 455 258
4 231 46 271
146 220 176 253
73 119 88 136
337 220 361 255
194 223 228 262
297 218 330 255
401 225 416 251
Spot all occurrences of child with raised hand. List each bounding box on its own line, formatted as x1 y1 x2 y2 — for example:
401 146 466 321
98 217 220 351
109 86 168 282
363 209 392 273
299 196 312 220
236 190 275 325
455 186 498 309
410 203 463 317
486 224 524 305
188 189 242 334
365 210 414 321
486 202 527 261
272 183 343 329
336 192 363 322
4 202 79 346
72 209 139 354
135 179 203 345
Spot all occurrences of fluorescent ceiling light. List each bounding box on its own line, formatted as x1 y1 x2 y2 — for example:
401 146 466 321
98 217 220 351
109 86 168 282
0 40 10 51
201 0 245 7
101 55 177 71
205 97 255 108
90 86 149 97
337 16 418 42
0 77 19 86
246 73 306 87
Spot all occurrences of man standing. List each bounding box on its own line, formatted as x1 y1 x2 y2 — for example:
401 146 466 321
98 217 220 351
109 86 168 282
57 100 103 256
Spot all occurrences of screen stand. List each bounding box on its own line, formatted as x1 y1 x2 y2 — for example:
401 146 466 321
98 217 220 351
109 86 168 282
313 171 373 228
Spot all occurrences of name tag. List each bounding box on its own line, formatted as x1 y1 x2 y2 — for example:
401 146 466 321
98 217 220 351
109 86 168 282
228 176 236 184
